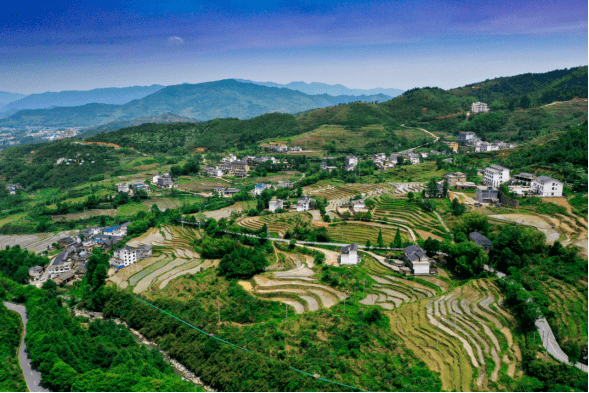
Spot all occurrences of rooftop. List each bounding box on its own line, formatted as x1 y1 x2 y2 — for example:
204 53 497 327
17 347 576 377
341 243 358 253
470 232 492 246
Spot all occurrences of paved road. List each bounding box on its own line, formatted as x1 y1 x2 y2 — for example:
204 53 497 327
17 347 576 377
483 266 588 373
398 124 440 153
3 302 49 392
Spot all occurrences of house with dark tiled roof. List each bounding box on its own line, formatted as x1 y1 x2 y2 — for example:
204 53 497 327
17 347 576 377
403 245 431 275
469 232 492 252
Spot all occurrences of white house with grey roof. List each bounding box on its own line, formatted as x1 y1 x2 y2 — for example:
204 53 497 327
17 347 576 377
531 176 563 197
483 165 510 188
269 199 284 212
296 196 315 212
340 243 359 265
403 245 431 275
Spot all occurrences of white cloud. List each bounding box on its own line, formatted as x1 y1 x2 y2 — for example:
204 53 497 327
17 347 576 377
168 36 184 46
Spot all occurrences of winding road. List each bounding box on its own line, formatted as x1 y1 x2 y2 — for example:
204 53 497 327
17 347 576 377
3 302 49 392
482 266 588 373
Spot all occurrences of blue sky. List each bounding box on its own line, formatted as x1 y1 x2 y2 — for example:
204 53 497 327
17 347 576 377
1 0 587 94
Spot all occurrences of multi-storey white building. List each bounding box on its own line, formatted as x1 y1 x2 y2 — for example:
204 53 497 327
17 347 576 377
471 102 489 114
114 246 137 267
269 199 284 212
340 243 359 265
531 176 563 197
296 196 314 212
483 165 510 188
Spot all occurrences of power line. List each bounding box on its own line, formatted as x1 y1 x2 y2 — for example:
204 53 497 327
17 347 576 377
135 297 365 392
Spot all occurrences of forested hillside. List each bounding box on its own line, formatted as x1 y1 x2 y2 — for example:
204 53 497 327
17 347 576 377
0 302 26 391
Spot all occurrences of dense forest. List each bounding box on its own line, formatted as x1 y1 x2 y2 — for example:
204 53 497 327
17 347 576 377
0 300 26 391
0 246 50 284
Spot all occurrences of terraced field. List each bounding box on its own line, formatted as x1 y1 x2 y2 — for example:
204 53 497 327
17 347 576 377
390 182 426 194
326 221 412 245
108 226 213 293
372 195 448 240
390 279 522 391
236 212 313 237
310 182 392 201
540 277 588 352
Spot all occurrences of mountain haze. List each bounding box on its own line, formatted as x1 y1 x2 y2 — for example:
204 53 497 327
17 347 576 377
0 79 390 128
236 79 404 98
0 85 165 116
0 91 27 107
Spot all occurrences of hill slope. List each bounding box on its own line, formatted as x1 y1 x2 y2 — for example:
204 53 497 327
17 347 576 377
0 91 27 108
0 85 165 116
236 79 404 98
0 80 390 128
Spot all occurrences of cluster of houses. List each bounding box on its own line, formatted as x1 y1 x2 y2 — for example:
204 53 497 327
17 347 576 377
204 154 281 178
212 180 294 198
55 153 96 166
473 164 564 203
266 195 316 212
458 131 516 152
152 173 176 188
5 183 22 195
263 144 302 153
29 223 133 286
116 182 152 194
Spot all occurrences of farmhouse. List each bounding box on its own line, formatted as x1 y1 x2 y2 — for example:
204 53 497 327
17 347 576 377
204 166 223 177
276 181 293 188
28 265 44 279
158 172 174 188
345 155 358 171
221 153 237 162
476 185 498 204
531 176 563 197
47 251 73 278
54 271 75 286
116 182 130 193
469 232 492 252
269 199 284 212
350 199 367 214
252 183 271 196
232 160 250 172
234 169 248 178
137 244 152 260
513 172 536 186
471 102 489 114
134 183 151 193
296 196 315 212
114 244 151 267
483 165 510 188
224 188 241 196
403 245 431 275
458 131 477 144
443 172 467 187
213 186 225 197
340 243 359 265
445 141 459 152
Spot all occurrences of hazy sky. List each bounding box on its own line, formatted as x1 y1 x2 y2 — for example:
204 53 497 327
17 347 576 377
1 0 587 94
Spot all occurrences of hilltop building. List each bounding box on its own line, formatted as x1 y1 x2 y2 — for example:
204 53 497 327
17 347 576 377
471 102 489 114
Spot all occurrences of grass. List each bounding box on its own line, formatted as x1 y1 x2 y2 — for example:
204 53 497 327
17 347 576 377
326 221 408 245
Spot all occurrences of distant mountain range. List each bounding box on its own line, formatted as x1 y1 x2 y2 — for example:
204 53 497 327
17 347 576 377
0 91 27 107
0 85 165 116
81 113 198 136
235 79 404 98
0 79 391 129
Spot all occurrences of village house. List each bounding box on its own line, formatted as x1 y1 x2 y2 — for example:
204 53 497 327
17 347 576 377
158 173 174 188
221 153 237 162
47 250 73 278
483 165 510 188
252 183 271 196
476 185 499 204
133 183 151 193
403 245 431 275
289 146 302 152
512 172 536 186
443 172 467 187
345 155 358 171
296 196 315 212
531 176 563 197
116 182 130 193
55 157 67 165
6 184 22 194
219 162 233 172
340 243 359 265
136 244 152 260
234 169 248 179
28 266 44 280
469 232 492 252
213 186 225 197
406 153 420 165
458 131 477 144
455 181 477 190
204 166 223 177
93 234 123 249
320 161 337 173
269 199 284 212
276 180 293 189
419 151 429 159
54 271 76 286
224 188 241 197
59 236 80 248
389 154 399 164
349 199 367 214
445 142 459 152
232 160 250 172
471 102 489 114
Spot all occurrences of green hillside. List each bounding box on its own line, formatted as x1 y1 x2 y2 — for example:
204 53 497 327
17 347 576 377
0 80 389 128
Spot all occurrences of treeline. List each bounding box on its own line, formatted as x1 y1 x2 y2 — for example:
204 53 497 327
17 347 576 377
0 301 26 391
0 245 50 284
0 281 199 392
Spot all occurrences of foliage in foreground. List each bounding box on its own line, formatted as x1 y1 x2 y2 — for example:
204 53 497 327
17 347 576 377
0 301 27 391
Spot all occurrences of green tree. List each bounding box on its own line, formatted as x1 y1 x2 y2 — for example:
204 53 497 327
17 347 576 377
394 228 402 248
366 239 372 248
407 191 414 201
377 229 384 248
426 177 439 198
520 95 531 109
